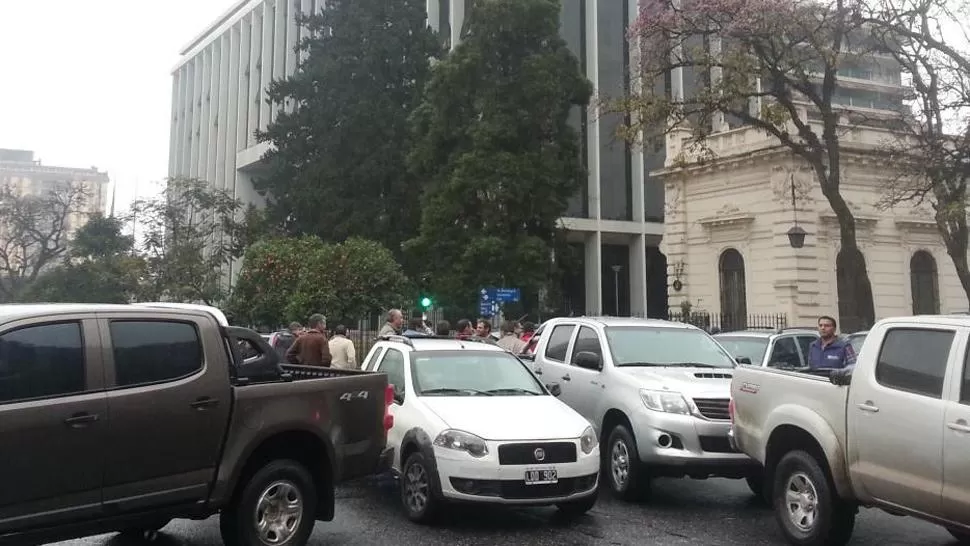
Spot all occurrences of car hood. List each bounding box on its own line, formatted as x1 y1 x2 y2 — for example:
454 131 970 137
618 366 734 398
420 396 591 441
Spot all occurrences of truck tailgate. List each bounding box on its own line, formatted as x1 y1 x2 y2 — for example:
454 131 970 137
731 366 850 465
225 367 389 484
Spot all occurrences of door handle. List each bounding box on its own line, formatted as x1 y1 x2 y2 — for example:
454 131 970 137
856 402 879 413
64 412 99 427
190 397 219 410
947 420 970 433
534 368 543 375
590 380 599 385
562 374 571 381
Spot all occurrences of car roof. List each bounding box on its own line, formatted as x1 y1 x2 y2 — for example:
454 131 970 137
376 335 507 352
541 316 701 330
878 315 970 328
0 302 228 326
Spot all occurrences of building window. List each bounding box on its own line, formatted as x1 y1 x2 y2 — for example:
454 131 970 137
910 250 940 315
719 248 748 330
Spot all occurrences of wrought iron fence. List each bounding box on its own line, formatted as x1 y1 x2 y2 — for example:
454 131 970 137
667 311 788 333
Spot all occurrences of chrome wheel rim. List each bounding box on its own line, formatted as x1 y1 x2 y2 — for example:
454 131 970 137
610 439 630 490
785 472 819 532
404 462 430 514
254 480 303 545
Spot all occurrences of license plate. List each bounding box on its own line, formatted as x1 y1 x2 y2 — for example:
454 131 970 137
524 468 558 485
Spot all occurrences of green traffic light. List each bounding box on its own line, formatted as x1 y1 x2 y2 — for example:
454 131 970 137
420 297 432 308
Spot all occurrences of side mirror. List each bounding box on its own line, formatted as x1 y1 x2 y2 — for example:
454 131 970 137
735 356 752 365
546 383 562 397
829 369 853 386
573 351 602 370
519 353 535 362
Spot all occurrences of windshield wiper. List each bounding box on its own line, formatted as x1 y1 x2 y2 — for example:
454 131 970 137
485 388 541 396
420 388 493 396
618 362 724 368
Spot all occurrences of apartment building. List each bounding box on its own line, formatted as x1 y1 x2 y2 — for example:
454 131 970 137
168 0 669 317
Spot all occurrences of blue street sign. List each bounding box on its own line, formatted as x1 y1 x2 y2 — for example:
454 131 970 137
495 287 521 303
478 287 497 316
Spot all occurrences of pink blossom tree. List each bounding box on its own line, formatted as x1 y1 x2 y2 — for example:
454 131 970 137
614 0 891 331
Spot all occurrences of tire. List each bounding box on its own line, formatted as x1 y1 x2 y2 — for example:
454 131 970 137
400 451 440 524
746 474 770 504
556 493 597 518
948 527 970 544
772 450 855 546
219 459 319 546
604 425 649 501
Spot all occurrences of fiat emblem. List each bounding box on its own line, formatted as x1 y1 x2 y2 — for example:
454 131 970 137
534 448 546 461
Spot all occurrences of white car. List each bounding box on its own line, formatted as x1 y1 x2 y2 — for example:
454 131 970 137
360 335 600 523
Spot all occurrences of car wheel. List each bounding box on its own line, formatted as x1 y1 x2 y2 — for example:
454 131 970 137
400 451 440 524
605 424 648 501
773 450 855 546
948 527 970 544
220 459 318 546
556 493 597 518
746 474 770 504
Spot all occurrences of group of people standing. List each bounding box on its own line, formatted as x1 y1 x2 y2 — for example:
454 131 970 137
272 313 357 369
376 308 537 353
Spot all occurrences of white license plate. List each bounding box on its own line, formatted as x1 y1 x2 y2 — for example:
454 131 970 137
524 468 558 485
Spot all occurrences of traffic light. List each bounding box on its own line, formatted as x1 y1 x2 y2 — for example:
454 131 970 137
419 296 433 310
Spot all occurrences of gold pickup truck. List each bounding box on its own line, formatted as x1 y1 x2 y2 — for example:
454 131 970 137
729 315 970 546
0 303 393 546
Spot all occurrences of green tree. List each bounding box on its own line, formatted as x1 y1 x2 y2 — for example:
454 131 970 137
130 178 246 305
255 0 441 253
22 214 145 304
230 237 412 326
405 0 592 313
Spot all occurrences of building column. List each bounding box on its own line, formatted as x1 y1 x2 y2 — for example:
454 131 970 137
427 0 440 32
586 0 601 219
451 0 464 45
629 234 648 316
585 232 603 314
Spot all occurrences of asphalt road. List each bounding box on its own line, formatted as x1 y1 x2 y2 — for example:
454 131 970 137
56 476 956 546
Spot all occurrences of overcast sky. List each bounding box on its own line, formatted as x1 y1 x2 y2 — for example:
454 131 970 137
0 0 231 211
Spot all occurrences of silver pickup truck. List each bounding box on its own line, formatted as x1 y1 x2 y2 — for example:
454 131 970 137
524 317 760 501
729 315 970 545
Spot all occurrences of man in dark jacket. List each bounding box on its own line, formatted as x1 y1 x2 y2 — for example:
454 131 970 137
286 314 333 367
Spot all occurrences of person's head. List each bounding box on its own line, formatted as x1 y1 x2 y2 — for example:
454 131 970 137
408 317 425 332
818 315 837 339
334 324 347 337
501 320 517 335
436 320 451 336
308 314 326 331
521 321 535 336
456 319 472 335
387 309 404 329
288 321 303 334
476 319 492 337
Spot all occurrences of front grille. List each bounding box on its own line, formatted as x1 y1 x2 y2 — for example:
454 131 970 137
693 398 731 420
497 442 577 465
699 435 736 453
449 473 598 499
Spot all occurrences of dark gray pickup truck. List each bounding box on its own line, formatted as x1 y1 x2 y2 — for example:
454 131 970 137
0 303 393 546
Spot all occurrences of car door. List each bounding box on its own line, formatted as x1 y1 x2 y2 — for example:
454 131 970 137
565 325 605 422
375 348 408 469
847 327 952 515
100 314 232 512
0 318 107 533
795 334 818 366
535 323 577 402
942 330 970 523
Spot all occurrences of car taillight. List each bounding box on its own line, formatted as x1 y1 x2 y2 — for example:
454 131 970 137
728 398 735 422
383 384 395 434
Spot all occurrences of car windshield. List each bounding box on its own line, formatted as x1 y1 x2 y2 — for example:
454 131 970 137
713 336 769 363
605 326 736 368
410 351 545 396
847 333 867 353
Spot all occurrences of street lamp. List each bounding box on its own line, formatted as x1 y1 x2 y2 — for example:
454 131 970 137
611 265 623 316
787 174 807 249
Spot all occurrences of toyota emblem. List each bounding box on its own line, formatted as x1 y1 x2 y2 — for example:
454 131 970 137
534 448 546 461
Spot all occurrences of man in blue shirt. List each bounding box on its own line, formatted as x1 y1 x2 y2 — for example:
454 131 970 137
807 315 856 370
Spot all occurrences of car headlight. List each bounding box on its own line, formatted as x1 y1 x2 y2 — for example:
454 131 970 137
433 429 488 458
580 426 598 454
640 389 691 415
